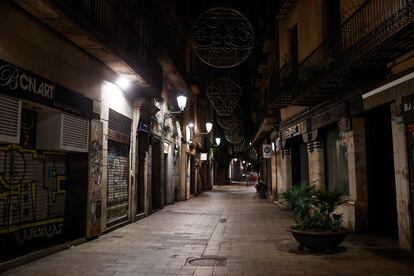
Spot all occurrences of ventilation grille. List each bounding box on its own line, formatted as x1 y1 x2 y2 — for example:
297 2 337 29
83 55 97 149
0 95 21 143
108 109 131 138
61 113 89 152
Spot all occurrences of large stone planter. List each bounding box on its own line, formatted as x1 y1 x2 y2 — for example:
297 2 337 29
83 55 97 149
288 228 352 253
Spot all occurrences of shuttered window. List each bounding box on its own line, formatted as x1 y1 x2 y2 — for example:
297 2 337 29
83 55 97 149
0 95 21 144
61 113 89 152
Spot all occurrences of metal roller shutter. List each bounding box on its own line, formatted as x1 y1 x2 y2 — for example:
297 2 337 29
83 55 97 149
106 141 129 227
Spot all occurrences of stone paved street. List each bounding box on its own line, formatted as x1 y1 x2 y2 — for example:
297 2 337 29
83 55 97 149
4 185 414 276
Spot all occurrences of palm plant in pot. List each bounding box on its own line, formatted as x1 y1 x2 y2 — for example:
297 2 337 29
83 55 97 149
280 182 351 253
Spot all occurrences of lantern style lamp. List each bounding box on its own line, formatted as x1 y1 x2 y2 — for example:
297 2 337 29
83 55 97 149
168 95 187 114
205 122 213 133
177 95 187 111
198 122 213 135
215 138 221 146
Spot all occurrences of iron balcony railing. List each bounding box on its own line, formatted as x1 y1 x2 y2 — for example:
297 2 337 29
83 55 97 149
276 0 414 106
50 0 162 89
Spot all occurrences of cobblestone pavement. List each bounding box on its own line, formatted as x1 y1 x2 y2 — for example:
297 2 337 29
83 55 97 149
4 185 414 276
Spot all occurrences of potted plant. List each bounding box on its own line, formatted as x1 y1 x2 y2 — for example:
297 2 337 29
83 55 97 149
280 182 351 253
255 180 267 199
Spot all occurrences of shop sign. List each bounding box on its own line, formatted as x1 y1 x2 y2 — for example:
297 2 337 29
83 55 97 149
281 124 301 139
311 104 346 130
200 153 208 161
262 144 272 158
402 94 414 122
281 120 308 140
138 122 151 133
0 59 92 118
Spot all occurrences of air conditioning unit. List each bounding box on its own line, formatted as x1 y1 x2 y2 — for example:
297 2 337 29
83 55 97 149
0 94 22 144
37 111 89 152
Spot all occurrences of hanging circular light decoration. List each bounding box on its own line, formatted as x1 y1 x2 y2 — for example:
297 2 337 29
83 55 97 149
225 127 245 144
191 7 254 68
216 104 244 129
206 78 241 116
233 140 248 153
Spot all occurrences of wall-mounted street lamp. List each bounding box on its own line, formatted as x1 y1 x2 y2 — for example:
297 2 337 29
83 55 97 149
215 137 221 146
168 94 187 114
115 77 131 90
177 95 187 112
198 122 213 135
189 122 213 136
205 122 213 133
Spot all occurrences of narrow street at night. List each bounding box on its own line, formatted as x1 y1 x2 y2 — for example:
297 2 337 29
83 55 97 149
4 185 414 276
1 0 414 274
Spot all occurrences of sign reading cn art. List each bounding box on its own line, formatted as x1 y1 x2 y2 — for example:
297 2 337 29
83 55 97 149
0 63 55 101
0 59 92 119
191 7 254 68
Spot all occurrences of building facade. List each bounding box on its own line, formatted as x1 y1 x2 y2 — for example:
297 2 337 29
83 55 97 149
0 0 213 262
252 0 414 251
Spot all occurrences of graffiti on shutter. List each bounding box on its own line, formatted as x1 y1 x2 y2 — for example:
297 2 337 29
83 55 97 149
0 144 66 246
106 141 129 227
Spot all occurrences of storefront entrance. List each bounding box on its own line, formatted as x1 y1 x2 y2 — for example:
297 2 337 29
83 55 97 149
290 136 308 186
106 140 129 227
0 96 90 261
365 104 398 237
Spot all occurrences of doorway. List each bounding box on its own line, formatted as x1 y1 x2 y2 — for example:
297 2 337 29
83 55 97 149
136 131 148 216
106 140 129 228
190 155 196 195
151 137 161 211
290 136 308 186
365 104 398 237
163 152 168 205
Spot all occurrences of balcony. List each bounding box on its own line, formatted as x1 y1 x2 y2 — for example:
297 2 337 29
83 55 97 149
156 4 194 94
272 0 414 107
16 0 162 93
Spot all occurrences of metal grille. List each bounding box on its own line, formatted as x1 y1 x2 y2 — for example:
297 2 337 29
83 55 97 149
192 7 254 68
108 109 131 138
0 145 66 241
0 95 21 143
187 256 227 267
106 141 129 227
216 105 244 130
224 127 245 144
61 113 89 152
206 78 241 116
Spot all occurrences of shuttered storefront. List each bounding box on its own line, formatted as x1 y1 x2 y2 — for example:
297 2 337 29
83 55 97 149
106 109 131 227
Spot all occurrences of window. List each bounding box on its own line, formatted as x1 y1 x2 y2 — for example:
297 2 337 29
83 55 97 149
325 128 349 195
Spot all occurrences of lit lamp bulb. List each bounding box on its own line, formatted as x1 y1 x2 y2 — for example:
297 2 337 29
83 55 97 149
215 138 221 146
116 77 131 90
177 95 187 111
205 122 213 133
